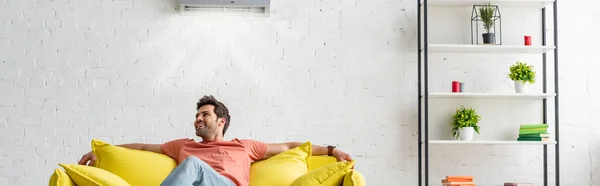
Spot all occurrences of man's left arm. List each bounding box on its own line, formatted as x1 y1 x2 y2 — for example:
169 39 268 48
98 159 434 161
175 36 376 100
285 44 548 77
262 142 353 161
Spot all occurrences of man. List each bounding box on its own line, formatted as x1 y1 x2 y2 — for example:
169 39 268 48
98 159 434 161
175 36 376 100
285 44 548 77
78 95 353 186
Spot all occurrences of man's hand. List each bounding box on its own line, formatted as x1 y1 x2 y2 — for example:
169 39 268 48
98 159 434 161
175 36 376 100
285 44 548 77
332 149 353 162
78 151 96 166
263 142 354 162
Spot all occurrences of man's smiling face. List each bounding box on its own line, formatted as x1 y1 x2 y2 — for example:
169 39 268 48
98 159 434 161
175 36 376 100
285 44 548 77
194 105 220 138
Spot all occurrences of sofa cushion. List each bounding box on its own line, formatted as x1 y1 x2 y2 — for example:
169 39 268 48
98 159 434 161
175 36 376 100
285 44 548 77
91 139 177 186
59 164 131 186
249 141 312 186
343 170 366 186
289 160 356 186
49 168 75 186
307 156 338 171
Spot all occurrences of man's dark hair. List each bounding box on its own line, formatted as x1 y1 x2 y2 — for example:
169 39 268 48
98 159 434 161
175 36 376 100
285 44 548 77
196 95 230 135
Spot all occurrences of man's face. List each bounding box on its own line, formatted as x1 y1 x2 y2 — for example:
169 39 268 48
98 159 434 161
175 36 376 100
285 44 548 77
194 105 221 138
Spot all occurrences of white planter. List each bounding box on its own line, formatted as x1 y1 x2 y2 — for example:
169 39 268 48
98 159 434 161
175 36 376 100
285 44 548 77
514 81 530 93
458 127 475 141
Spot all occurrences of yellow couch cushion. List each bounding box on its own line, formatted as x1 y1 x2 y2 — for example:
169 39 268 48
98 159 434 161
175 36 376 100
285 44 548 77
289 160 356 186
59 164 131 186
249 141 312 186
307 156 338 171
343 170 366 186
48 168 75 186
91 139 177 186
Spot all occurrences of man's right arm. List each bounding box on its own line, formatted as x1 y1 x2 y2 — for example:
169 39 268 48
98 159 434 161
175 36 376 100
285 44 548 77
78 143 163 166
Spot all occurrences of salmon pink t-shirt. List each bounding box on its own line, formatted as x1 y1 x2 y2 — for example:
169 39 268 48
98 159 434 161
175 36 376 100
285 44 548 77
160 138 268 186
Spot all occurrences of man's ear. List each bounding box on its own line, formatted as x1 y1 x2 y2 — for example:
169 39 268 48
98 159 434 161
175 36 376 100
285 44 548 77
218 117 226 126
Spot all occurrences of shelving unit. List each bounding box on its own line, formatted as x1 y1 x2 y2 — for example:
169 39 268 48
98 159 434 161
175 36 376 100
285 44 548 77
417 0 559 186
428 44 555 54
428 92 556 99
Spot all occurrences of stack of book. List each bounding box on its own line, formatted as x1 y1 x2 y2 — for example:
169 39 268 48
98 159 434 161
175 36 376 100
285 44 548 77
441 176 475 186
518 124 550 141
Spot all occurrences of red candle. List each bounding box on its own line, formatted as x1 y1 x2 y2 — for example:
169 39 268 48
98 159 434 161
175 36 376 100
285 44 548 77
452 81 460 92
524 35 531 46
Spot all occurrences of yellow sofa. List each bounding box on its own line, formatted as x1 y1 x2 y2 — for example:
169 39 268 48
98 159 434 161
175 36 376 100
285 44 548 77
48 140 366 186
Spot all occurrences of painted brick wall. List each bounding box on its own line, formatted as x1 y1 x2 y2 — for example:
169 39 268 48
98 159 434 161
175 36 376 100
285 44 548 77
0 0 597 185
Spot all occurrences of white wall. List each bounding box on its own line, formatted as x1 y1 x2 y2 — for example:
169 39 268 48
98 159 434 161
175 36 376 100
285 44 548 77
0 0 597 185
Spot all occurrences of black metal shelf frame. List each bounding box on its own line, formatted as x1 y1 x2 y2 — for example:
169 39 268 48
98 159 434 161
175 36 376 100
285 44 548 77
416 1 560 186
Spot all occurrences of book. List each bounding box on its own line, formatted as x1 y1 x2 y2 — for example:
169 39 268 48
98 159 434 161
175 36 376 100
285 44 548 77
519 133 551 138
519 124 548 129
517 137 549 141
442 176 475 185
504 183 533 186
518 128 547 134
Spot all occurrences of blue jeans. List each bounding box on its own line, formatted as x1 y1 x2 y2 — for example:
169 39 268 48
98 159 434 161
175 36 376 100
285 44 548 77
161 156 236 186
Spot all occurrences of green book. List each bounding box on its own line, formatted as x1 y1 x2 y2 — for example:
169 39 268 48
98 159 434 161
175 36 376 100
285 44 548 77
519 131 547 135
518 137 548 141
519 128 548 134
519 124 548 129
519 133 551 138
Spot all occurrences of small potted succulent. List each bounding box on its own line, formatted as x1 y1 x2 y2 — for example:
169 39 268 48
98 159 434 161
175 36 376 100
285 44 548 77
508 61 536 93
451 106 481 141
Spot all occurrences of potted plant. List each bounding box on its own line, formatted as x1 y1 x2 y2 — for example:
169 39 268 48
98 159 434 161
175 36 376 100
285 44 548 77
451 106 481 141
508 61 536 93
479 4 496 44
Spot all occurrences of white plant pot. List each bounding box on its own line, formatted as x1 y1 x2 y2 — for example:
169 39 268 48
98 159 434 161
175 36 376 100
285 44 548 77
514 81 530 93
458 127 475 141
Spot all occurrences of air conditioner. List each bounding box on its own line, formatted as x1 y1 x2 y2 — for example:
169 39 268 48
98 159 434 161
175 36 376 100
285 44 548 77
179 0 270 16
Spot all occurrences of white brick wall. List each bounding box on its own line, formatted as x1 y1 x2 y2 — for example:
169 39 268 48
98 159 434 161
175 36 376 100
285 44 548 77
0 0 597 185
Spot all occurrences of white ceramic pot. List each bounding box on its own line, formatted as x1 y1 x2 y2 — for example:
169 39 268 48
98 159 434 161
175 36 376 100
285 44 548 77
458 127 475 141
514 81 529 93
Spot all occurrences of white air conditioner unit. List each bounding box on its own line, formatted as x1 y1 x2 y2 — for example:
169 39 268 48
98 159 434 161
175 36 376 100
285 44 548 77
179 0 270 16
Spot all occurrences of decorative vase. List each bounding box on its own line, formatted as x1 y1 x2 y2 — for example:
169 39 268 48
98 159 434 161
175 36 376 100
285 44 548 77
482 33 495 44
458 127 475 141
514 81 529 93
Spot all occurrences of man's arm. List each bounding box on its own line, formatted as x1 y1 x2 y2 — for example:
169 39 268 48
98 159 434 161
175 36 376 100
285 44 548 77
78 143 163 166
262 142 352 161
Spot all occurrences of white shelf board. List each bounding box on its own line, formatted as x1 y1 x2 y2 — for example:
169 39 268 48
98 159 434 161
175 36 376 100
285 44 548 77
426 92 556 99
421 0 554 9
427 44 555 54
428 140 556 145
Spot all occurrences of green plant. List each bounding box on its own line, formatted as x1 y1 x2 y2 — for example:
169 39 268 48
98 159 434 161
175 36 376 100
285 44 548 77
451 106 481 139
508 61 536 84
479 4 495 33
